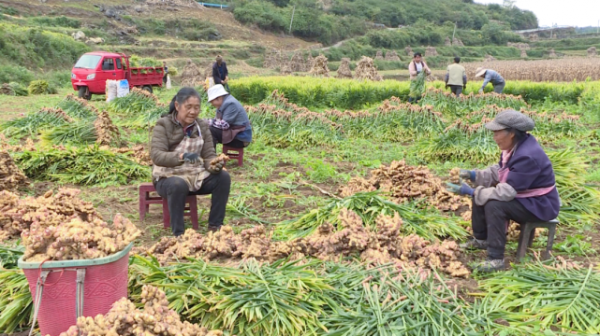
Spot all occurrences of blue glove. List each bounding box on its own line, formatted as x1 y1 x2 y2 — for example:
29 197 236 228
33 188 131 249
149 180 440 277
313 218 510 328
182 152 200 164
446 182 474 196
459 169 476 182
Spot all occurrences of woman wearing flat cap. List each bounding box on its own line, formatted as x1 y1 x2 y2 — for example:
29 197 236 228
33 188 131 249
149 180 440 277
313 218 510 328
446 110 560 272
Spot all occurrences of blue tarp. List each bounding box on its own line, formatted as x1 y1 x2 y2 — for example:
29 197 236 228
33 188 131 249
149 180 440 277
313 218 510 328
198 2 229 8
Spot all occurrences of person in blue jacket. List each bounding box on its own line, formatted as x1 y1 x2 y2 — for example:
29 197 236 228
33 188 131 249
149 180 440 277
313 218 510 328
476 67 506 94
446 110 560 272
207 84 252 149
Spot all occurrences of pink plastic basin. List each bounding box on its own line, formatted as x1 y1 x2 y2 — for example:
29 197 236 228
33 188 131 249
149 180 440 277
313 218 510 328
18 244 132 336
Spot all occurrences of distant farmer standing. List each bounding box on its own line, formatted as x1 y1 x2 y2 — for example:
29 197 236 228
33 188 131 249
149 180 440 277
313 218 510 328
162 61 169 85
476 67 506 94
213 55 229 91
408 52 431 103
445 57 467 97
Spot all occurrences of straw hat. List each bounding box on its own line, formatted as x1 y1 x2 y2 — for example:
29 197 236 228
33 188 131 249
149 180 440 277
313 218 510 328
475 67 487 78
485 109 535 132
207 84 228 102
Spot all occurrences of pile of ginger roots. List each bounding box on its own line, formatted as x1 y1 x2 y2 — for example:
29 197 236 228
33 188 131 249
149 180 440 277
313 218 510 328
145 208 470 278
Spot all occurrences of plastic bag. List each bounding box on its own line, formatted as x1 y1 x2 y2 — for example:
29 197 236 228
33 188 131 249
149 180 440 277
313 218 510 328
166 75 172 89
117 79 130 98
105 80 118 102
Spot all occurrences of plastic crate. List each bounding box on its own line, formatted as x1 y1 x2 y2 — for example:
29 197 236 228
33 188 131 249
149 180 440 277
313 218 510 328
18 244 132 336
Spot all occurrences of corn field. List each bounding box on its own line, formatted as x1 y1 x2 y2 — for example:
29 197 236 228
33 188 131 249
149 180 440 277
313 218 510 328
464 58 600 82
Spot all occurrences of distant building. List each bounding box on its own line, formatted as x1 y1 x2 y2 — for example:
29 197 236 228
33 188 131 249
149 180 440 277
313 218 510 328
514 26 576 40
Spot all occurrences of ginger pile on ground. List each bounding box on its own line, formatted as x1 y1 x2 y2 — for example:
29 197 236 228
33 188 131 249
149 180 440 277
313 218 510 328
0 151 28 192
115 145 152 165
144 209 470 277
340 160 469 212
94 110 121 146
58 285 222 336
449 168 461 184
1 188 140 261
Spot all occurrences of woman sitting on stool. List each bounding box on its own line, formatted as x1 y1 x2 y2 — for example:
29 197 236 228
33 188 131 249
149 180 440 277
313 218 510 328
207 84 252 150
446 110 560 272
150 87 230 236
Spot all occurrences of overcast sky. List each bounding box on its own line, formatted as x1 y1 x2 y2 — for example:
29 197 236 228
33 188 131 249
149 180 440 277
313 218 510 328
475 0 600 27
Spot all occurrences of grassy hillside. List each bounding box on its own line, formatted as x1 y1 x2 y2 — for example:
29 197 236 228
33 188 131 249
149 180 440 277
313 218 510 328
229 0 538 45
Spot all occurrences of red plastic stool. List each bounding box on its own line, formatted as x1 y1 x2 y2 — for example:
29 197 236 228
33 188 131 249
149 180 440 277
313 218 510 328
223 144 244 167
138 182 198 230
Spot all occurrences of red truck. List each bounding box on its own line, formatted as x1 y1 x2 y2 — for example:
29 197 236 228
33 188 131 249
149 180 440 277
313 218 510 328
71 51 164 100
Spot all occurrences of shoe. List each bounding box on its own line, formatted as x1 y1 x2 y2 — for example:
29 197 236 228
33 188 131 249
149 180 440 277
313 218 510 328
474 259 505 273
460 238 488 250
207 225 221 233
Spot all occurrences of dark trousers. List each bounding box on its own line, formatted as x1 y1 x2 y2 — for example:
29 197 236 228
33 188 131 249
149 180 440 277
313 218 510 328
155 171 231 236
493 81 506 93
472 199 540 259
209 126 245 149
449 85 463 97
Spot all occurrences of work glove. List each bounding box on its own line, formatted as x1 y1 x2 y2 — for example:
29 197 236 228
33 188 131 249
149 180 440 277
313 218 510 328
478 89 484 94
182 152 200 164
209 161 224 173
459 169 476 182
446 182 474 196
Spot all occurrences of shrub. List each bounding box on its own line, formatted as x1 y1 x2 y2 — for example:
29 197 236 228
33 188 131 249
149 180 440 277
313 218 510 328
0 65 34 85
28 80 57 95
31 16 81 28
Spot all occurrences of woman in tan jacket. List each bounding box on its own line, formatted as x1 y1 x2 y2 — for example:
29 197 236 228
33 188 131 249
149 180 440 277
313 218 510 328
150 87 230 236
408 53 431 103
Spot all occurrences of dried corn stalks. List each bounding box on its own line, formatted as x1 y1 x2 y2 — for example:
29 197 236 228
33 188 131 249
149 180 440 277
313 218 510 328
144 209 470 277
0 151 27 192
336 58 353 79
59 285 222 336
180 59 204 87
1 189 140 261
340 160 469 212
309 55 330 77
354 56 382 81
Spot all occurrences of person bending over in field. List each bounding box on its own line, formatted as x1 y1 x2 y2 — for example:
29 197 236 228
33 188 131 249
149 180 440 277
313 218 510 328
446 110 560 272
207 84 253 150
476 67 506 94
150 87 230 236
408 52 431 103
445 57 467 97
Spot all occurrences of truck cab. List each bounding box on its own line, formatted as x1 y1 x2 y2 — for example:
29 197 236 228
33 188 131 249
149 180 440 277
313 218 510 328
71 52 164 100
71 52 127 99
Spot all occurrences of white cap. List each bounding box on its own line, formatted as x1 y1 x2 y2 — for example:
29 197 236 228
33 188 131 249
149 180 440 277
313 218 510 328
207 84 228 102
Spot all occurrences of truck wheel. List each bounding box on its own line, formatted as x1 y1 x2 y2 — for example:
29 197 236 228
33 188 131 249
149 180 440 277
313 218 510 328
142 86 153 94
78 87 91 100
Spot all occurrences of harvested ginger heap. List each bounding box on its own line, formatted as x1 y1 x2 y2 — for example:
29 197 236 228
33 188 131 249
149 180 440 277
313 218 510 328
58 285 222 336
1 188 140 261
144 209 470 278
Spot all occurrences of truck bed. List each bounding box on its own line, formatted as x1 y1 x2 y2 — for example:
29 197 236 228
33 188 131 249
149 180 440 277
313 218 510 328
128 67 165 87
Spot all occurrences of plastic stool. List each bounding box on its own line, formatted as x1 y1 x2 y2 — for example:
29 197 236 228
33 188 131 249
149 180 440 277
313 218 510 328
138 182 198 230
223 144 244 167
516 218 558 262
